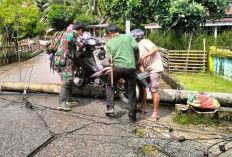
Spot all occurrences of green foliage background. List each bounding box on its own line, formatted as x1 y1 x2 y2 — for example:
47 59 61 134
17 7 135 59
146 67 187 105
0 0 42 39
101 0 230 33
47 5 81 31
148 29 232 50
74 14 99 28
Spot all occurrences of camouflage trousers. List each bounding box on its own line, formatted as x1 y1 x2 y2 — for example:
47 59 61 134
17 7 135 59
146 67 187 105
55 58 73 89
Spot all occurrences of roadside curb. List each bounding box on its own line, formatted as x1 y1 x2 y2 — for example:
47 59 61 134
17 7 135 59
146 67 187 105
162 71 184 90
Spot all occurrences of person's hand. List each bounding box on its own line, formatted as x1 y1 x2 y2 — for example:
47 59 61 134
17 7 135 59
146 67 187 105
61 80 64 87
79 42 83 48
139 56 145 63
136 59 141 64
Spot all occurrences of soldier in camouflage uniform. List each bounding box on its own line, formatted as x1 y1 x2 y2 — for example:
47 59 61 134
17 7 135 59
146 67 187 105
54 22 84 111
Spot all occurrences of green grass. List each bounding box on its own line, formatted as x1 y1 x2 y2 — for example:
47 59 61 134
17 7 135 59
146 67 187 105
171 73 232 93
173 114 216 127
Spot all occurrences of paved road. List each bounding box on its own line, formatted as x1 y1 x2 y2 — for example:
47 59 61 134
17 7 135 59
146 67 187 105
0 52 60 83
0 52 231 157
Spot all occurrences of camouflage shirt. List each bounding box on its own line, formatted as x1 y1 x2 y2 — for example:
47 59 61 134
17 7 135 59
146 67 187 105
56 29 79 59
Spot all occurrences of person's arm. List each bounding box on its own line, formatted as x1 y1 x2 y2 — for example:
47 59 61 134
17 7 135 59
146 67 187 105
133 46 140 61
139 46 159 63
139 64 145 72
130 35 140 61
106 44 112 63
76 36 83 48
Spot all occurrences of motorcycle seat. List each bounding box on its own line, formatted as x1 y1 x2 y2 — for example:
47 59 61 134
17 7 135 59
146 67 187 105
101 60 111 67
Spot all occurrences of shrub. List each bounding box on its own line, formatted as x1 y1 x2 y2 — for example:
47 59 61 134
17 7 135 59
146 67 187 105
149 29 189 49
216 30 232 47
21 52 32 60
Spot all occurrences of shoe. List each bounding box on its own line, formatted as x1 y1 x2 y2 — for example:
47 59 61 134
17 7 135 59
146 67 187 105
129 116 136 122
66 88 78 106
128 113 136 122
66 101 78 106
105 108 115 115
57 105 71 111
57 87 71 111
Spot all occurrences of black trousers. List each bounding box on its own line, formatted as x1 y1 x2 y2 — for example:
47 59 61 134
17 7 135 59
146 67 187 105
106 67 137 115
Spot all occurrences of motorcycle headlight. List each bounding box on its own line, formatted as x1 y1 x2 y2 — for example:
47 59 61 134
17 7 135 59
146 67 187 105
88 39 96 45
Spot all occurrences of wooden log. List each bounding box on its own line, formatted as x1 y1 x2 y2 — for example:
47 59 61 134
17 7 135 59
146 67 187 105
169 66 206 69
169 63 206 66
169 56 207 59
169 69 206 72
169 50 206 53
169 54 206 56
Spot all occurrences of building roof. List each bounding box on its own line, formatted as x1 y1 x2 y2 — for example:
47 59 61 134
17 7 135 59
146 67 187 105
226 3 232 15
87 24 109 28
144 23 161 29
204 18 232 26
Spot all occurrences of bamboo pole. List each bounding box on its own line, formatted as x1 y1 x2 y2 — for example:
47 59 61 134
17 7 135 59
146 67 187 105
110 54 113 87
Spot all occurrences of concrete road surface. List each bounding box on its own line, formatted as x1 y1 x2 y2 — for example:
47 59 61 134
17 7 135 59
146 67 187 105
0 52 60 83
0 94 232 157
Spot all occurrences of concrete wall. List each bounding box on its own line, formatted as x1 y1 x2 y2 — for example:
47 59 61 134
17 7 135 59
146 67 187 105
213 57 232 81
209 46 232 81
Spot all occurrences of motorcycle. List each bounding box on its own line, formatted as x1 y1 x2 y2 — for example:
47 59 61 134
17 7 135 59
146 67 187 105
73 32 149 103
93 45 106 60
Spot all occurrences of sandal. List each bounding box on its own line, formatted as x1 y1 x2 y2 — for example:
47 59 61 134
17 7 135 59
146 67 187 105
148 116 160 122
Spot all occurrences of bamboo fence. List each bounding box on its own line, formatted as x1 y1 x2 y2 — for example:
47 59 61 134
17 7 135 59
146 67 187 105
159 48 207 73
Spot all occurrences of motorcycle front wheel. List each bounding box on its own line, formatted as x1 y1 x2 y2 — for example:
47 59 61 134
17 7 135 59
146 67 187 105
73 66 86 87
117 80 143 104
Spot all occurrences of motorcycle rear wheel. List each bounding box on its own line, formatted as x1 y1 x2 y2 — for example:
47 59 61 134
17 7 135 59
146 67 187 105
117 80 143 104
73 66 86 87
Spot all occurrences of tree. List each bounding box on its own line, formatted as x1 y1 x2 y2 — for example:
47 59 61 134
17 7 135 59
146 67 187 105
154 0 230 33
101 0 231 33
35 0 75 14
47 4 81 30
0 0 41 43
101 0 153 31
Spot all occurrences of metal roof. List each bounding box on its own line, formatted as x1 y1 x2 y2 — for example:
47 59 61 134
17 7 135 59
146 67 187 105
87 24 109 28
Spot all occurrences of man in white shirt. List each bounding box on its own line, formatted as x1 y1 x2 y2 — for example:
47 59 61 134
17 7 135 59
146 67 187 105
130 29 164 121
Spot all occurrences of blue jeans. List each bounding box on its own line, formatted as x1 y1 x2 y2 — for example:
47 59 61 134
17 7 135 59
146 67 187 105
106 67 137 116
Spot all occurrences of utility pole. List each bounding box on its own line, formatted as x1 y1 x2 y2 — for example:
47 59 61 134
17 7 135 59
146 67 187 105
14 0 21 81
125 20 130 34
92 0 96 37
